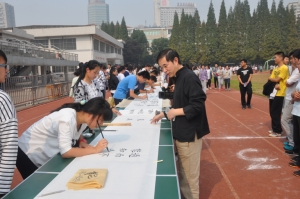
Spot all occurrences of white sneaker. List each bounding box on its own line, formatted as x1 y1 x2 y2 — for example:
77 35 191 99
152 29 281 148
269 132 281 138
268 130 273 134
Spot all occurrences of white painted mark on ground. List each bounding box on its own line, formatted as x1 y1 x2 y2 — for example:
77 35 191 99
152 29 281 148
237 148 281 170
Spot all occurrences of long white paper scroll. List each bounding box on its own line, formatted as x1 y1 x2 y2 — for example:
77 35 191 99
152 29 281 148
35 86 164 199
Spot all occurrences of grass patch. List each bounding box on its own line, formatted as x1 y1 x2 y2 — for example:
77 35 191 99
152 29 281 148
214 72 271 96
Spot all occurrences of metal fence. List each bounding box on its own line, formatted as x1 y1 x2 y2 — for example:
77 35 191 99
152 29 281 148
2 73 74 108
0 40 78 61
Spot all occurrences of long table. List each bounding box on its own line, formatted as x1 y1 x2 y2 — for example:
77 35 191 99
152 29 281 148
4 108 180 199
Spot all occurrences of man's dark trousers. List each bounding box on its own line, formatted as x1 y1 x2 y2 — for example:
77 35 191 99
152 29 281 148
239 83 252 106
269 96 284 133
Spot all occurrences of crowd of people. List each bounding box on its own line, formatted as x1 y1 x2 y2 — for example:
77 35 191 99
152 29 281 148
2 46 300 198
262 50 300 177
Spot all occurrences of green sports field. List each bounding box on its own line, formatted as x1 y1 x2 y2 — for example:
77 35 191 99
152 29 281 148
214 71 271 96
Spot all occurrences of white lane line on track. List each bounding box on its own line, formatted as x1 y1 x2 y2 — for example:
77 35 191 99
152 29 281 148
207 100 286 155
203 139 241 199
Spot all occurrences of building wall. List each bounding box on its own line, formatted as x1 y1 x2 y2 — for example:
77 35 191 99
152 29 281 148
24 25 124 65
160 4 197 27
5 3 15 27
153 0 170 26
288 2 300 19
0 3 16 28
88 0 109 25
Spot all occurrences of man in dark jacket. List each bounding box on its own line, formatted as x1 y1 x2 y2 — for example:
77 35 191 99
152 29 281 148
151 49 210 199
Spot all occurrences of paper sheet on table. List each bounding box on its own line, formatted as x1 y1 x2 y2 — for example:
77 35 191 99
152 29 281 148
270 88 277 98
119 109 157 116
125 98 162 111
162 99 171 108
67 169 108 190
116 99 133 108
34 129 160 199
110 114 158 128
34 87 163 199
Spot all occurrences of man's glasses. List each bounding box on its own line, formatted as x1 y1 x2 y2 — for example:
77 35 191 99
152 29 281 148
0 64 7 69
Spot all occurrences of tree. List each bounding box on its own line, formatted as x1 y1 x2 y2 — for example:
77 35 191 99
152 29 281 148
178 11 191 63
192 10 201 64
296 16 300 38
261 0 281 61
206 2 218 63
123 40 142 64
199 21 209 64
226 6 239 62
247 9 260 62
120 17 129 41
114 21 120 39
253 0 270 61
109 21 115 37
101 22 109 34
216 0 228 63
277 0 288 51
187 14 197 64
151 38 169 62
131 29 150 63
286 6 300 53
241 0 252 60
169 11 180 51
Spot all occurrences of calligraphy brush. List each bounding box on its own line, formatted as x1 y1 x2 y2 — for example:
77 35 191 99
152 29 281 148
97 121 109 152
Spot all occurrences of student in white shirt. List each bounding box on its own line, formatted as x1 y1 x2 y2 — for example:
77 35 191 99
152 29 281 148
17 97 112 179
289 49 300 176
69 67 80 98
73 60 120 115
73 60 103 101
223 65 232 90
217 65 224 91
117 66 125 82
281 50 299 151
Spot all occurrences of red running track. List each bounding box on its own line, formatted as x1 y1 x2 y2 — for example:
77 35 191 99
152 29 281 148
10 90 300 198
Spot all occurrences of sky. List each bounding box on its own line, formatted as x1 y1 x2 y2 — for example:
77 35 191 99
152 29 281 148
3 0 289 27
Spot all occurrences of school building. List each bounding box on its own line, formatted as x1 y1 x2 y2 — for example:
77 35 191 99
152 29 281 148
19 24 124 65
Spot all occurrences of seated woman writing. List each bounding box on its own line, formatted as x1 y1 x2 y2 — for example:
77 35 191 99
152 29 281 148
16 97 112 179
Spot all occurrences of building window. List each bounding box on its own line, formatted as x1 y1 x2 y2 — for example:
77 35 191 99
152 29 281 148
93 39 99 51
68 66 76 72
50 38 76 50
52 66 63 73
118 49 121 55
106 44 110 53
100 42 105 52
110 46 114 53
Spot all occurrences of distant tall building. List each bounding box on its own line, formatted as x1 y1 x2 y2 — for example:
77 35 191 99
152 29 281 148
88 0 109 25
288 1 300 19
0 2 16 28
153 0 170 26
160 3 196 27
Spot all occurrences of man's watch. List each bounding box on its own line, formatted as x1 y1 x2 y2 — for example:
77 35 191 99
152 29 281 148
163 111 169 121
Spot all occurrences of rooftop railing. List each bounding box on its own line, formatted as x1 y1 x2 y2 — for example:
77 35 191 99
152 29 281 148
0 40 78 61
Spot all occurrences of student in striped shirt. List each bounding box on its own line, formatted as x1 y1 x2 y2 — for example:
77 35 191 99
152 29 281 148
0 50 18 198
